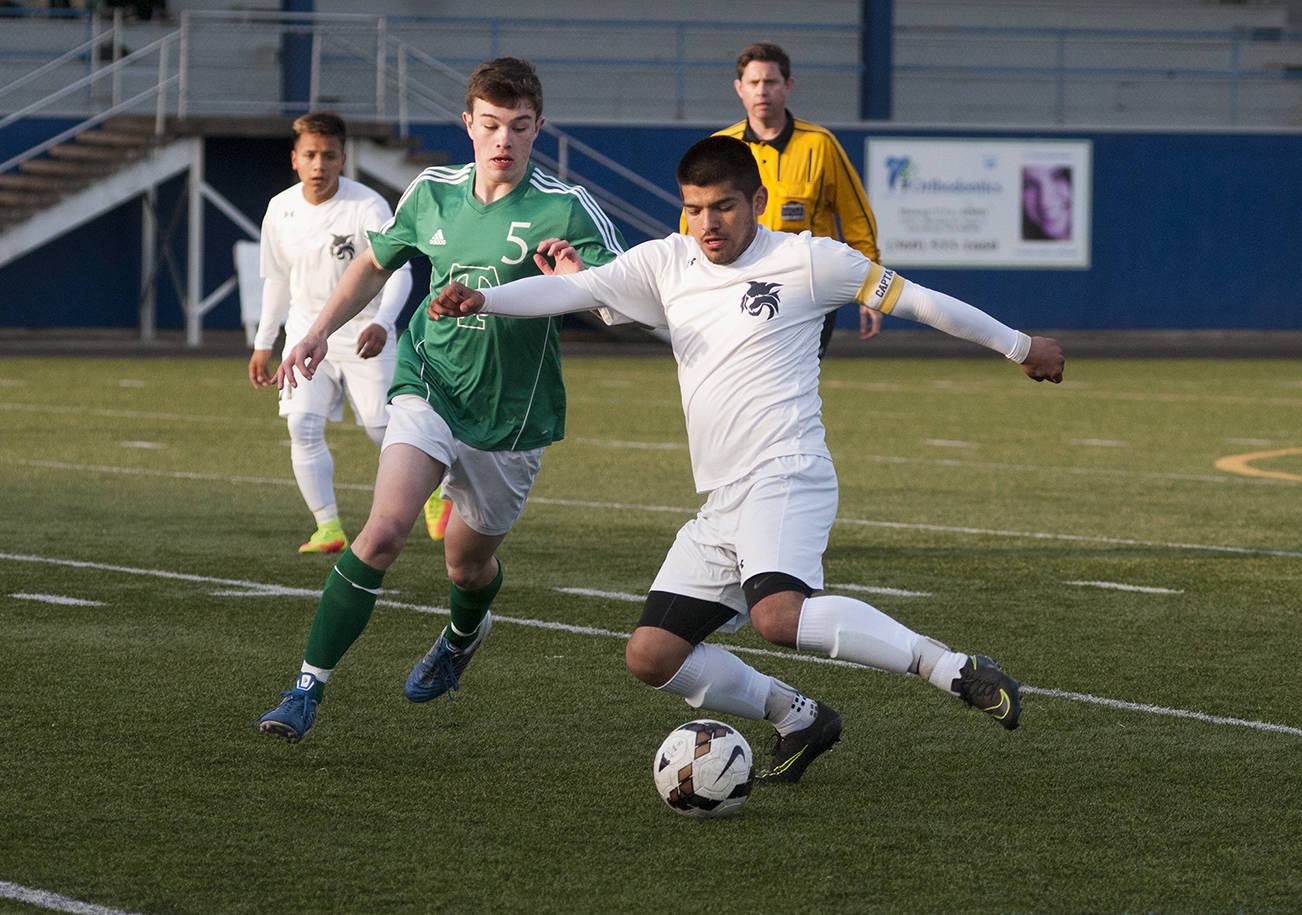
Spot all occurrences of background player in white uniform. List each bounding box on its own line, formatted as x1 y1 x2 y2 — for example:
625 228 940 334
249 112 412 554
429 136 1065 784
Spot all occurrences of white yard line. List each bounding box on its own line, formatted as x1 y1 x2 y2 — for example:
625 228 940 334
0 881 141 915
7 455 1299 557
556 587 645 601
826 583 934 597
559 584 933 600
10 593 106 606
4 551 1299 740
1066 581 1184 594
0 401 260 425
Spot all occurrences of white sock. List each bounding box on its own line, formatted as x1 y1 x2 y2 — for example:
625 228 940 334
765 679 818 736
288 412 336 519
797 594 967 695
925 651 969 696
658 642 770 719
300 661 331 683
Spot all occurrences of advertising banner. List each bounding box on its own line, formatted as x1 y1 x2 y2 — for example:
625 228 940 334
865 138 1091 268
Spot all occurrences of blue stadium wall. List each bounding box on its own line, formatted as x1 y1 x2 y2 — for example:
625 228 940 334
1 119 1299 332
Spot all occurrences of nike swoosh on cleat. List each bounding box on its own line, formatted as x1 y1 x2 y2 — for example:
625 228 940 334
983 689 1012 719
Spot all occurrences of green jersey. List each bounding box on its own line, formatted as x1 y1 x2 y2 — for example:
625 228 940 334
369 162 624 451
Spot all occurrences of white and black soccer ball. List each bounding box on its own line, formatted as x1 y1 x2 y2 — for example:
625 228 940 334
652 719 754 818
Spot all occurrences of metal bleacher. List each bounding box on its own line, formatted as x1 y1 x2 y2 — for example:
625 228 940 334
3 0 1302 343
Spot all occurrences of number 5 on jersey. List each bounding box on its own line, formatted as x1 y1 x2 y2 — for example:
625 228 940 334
501 221 532 265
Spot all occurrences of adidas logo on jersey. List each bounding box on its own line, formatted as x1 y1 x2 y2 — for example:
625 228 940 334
429 229 447 246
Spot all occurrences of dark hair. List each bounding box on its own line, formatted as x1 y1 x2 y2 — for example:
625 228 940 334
676 135 762 198
466 57 543 117
735 41 791 80
291 111 346 144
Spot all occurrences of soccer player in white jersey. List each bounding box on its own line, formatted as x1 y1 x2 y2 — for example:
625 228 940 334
428 136 1065 784
253 59 625 743
250 112 413 554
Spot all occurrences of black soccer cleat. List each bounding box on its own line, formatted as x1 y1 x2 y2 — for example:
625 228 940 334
953 654 1021 730
755 702 843 785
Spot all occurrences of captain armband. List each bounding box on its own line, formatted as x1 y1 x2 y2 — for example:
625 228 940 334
853 264 905 314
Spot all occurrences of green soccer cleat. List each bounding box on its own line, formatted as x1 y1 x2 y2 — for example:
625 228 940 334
953 654 1022 730
299 519 348 554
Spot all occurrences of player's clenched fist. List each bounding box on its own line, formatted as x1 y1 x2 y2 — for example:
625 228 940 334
428 282 486 319
1021 335 1065 383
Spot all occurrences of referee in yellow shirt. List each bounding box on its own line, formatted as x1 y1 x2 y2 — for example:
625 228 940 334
704 40 884 355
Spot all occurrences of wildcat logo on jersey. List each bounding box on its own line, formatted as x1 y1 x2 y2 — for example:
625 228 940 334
330 233 355 260
739 281 782 320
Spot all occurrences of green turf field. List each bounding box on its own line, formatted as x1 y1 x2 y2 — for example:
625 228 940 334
2 353 1300 914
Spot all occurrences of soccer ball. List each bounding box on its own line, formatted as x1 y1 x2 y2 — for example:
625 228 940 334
652 719 754 818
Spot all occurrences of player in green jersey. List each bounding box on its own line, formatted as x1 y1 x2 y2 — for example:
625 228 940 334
254 57 625 743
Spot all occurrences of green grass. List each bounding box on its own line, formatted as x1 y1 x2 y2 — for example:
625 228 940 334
2 353 1301 913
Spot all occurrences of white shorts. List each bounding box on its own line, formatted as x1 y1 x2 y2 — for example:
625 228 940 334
278 351 394 429
382 394 544 537
649 453 837 632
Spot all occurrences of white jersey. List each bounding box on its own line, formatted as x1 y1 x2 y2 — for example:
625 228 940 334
258 176 398 354
480 226 1030 493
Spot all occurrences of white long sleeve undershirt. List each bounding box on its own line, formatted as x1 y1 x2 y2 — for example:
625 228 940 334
888 281 1032 363
479 273 1032 364
372 262 413 335
253 276 292 351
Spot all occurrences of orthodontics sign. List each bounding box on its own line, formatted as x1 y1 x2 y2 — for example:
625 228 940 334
865 138 1091 268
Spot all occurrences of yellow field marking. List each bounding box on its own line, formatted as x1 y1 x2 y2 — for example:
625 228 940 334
1214 447 1302 483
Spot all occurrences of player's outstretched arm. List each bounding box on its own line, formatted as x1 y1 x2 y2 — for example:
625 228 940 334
1020 335 1064 383
885 279 1065 383
275 250 392 389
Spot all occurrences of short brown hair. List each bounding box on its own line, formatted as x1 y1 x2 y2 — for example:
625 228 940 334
466 57 543 118
676 135 762 199
291 111 346 145
735 41 791 81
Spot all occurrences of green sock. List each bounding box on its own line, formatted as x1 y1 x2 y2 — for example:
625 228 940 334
304 548 385 670
446 562 503 649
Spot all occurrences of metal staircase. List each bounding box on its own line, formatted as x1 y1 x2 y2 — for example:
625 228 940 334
0 116 171 255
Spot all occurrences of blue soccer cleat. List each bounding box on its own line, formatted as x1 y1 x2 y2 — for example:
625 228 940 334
254 672 321 743
404 613 492 702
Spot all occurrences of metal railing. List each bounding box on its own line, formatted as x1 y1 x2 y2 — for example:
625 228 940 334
0 9 680 238
0 21 177 175
381 38 679 237
7 10 1302 129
